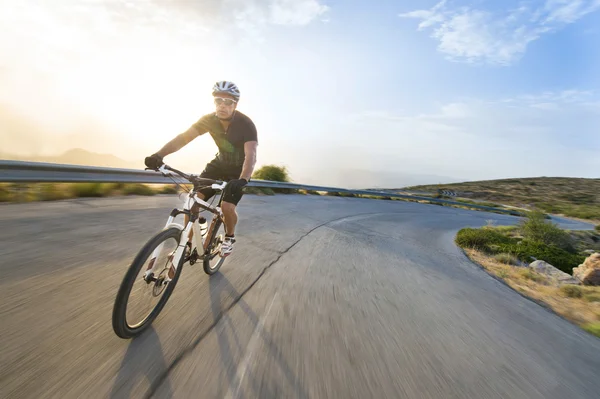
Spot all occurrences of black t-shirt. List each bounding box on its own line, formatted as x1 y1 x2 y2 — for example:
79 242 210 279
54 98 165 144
192 111 258 167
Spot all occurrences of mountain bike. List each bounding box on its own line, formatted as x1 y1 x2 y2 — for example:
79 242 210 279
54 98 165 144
112 163 233 339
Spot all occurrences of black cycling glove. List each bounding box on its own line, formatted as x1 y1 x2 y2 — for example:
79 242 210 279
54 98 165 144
144 154 164 170
228 178 248 192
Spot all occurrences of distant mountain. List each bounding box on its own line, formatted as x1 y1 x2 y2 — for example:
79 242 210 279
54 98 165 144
0 148 141 169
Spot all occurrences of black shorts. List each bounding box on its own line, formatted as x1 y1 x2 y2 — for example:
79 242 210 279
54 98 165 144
197 158 244 206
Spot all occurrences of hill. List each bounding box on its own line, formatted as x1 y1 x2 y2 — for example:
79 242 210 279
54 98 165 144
0 148 141 170
402 177 600 222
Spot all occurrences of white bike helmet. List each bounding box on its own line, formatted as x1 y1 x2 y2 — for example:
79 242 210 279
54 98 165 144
212 81 240 100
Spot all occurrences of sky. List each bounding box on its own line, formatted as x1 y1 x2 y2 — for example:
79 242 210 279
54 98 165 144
1 0 599 188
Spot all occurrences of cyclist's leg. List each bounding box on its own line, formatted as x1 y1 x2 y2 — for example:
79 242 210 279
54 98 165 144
221 184 244 236
220 169 245 256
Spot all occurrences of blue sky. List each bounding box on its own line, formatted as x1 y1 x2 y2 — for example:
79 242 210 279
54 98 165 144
1 0 599 188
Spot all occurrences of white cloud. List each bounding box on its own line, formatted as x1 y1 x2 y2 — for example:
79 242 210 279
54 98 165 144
269 0 330 25
146 0 330 29
399 0 600 65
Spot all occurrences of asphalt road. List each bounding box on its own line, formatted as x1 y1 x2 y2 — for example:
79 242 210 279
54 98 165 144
1 194 599 399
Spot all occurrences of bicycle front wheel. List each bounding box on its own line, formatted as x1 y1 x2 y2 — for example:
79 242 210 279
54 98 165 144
203 217 227 275
112 227 187 339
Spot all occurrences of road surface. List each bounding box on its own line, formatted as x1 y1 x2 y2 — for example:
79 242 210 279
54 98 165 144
1 194 599 398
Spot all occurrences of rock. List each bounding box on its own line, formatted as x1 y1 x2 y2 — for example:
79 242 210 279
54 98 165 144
529 260 581 285
573 253 600 286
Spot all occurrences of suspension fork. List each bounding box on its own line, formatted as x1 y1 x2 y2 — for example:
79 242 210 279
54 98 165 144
147 208 192 274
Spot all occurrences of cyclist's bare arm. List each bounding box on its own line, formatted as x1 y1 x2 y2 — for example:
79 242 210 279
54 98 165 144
156 126 203 158
240 141 258 181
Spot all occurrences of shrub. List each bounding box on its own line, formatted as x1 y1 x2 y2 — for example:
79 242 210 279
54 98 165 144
496 241 585 274
252 165 290 182
123 184 155 196
71 183 107 198
252 165 296 193
519 211 574 252
582 323 600 337
495 225 517 233
559 285 583 298
596 225 600 232
0 184 12 202
455 228 513 251
39 184 72 201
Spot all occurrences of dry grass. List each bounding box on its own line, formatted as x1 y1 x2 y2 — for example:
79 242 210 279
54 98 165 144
0 182 287 202
464 248 600 337
405 177 600 222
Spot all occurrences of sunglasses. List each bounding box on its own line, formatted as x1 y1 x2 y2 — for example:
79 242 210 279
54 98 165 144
214 97 237 106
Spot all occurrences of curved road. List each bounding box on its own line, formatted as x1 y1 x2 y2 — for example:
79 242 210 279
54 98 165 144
1 194 599 398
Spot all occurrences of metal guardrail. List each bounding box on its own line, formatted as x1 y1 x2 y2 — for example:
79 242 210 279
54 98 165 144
0 160 526 217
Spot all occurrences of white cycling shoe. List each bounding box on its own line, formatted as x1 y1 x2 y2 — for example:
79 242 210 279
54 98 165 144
220 236 236 257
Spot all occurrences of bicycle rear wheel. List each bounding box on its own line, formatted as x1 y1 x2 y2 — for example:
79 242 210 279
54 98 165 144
112 227 187 339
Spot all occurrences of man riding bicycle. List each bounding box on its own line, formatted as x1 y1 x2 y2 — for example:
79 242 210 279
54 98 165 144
144 81 258 257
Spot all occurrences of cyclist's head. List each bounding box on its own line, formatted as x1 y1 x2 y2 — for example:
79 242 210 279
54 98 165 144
212 81 240 121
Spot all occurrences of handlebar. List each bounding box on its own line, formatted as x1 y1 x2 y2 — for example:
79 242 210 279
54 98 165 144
146 164 224 186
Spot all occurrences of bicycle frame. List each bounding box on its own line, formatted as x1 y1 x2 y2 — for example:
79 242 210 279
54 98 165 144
145 165 228 277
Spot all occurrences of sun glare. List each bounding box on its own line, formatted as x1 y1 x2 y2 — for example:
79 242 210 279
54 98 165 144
1 1 227 155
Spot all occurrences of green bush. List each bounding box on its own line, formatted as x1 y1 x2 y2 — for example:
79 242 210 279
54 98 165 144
0 185 12 202
456 225 585 273
39 184 72 201
582 322 600 337
519 211 574 252
559 285 583 298
71 183 108 198
252 165 290 182
251 165 296 193
495 241 585 274
123 184 156 196
455 228 514 250
596 225 600 232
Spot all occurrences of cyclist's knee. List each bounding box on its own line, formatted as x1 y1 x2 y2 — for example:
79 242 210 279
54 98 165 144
222 201 236 212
